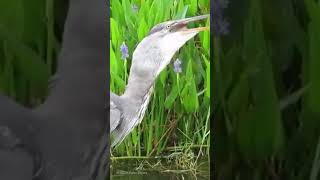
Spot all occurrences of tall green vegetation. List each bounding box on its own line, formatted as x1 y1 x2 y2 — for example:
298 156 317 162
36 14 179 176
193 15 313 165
0 0 67 106
214 0 320 179
110 0 210 159
0 0 210 176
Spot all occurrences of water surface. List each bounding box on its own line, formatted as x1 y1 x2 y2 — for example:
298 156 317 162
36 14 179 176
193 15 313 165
111 158 210 180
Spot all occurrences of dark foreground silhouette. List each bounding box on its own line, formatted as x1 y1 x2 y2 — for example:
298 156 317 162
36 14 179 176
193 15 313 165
0 0 109 179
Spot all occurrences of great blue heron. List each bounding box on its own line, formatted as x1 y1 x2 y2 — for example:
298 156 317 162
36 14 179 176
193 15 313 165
110 15 209 147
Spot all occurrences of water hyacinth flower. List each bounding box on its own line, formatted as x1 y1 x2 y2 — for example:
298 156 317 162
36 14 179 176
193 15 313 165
173 59 182 73
131 4 138 13
213 0 230 36
120 42 129 60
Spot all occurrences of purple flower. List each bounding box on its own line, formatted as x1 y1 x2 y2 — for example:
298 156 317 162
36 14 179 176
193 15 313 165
120 42 129 60
132 4 139 13
173 59 182 73
212 0 230 36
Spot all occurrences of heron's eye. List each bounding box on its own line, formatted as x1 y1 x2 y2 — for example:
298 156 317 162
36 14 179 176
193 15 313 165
166 25 170 29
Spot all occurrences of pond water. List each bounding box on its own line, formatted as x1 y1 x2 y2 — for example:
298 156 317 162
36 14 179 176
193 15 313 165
111 158 210 180
111 173 208 180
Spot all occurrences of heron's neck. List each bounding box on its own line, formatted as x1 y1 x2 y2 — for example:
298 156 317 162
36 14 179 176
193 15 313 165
122 70 155 105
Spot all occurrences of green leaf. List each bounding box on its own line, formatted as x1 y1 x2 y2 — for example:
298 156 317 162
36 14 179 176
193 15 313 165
0 24 48 96
111 72 126 93
159 69 167 87
203 55 210 99
306 0 320 114
175 5 189 20
1 48 15 97
181 59 199 112
138 17 148 41
147 1 156 26
111 0 125 26
237 0 283 160
110 45 119 76
188 0 197 15
164 83 179 109
227 72 249 116
200 18 210 53
110 18 120 49
22 0 45 46
0 0 24 39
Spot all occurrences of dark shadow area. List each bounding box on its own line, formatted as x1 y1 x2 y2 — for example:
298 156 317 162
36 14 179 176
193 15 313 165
0 0 109 179
213 0 320 179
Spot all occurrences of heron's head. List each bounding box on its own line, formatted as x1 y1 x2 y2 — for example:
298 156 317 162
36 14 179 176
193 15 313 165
132 15 209 76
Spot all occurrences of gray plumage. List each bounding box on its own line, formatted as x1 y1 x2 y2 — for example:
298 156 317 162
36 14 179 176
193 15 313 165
110 15 209 147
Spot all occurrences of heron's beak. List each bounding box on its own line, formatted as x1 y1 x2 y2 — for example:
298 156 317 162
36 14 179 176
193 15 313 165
159 15 209 57
173 14 209 34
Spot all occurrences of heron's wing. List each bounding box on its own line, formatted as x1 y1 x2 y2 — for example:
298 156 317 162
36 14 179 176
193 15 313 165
110 93 121 132
111 86 154 148
110 101 120 132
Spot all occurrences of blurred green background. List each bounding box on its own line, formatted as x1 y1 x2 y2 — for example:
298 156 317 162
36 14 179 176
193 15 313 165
0 0 211 179
2 0 320 179
214 0 320 179
0 0 67 106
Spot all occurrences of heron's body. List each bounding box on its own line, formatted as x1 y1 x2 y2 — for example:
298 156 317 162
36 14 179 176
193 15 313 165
110 15 209 147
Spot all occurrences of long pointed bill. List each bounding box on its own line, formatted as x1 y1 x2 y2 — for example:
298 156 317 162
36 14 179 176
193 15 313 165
174 14 210 33
158 14 210 75
177 14 209 24
181 26 210 34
